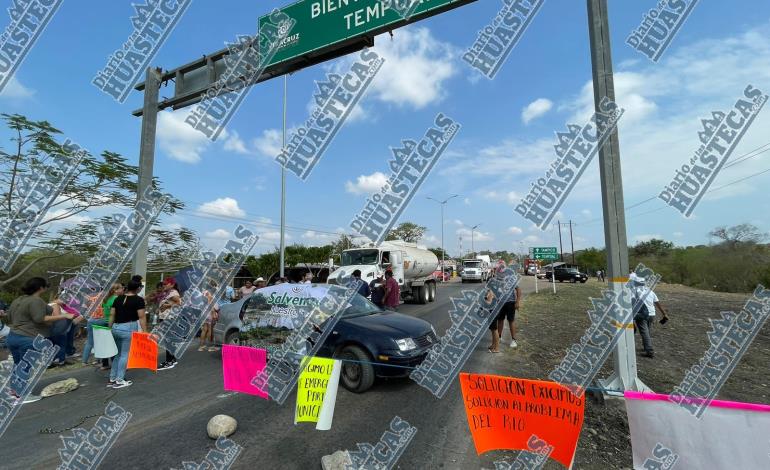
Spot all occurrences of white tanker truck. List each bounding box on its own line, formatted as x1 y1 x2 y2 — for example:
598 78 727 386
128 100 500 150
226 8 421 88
327 240 439 304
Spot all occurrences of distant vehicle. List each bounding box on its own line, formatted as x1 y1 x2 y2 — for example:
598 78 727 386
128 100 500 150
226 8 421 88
326 240 439 304
548 266 588 283
461 258 488 283
432 270 450 282
524 258 539 276
213 284 437 393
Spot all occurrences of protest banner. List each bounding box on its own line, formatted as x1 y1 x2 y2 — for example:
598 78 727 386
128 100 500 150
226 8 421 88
127 332 158 372
294 356 341 431
222 345 267 399
459 374 584 469
625 391 770 469
92 325 118 359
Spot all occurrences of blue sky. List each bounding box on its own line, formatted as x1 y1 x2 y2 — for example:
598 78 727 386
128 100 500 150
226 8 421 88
3 0 770 257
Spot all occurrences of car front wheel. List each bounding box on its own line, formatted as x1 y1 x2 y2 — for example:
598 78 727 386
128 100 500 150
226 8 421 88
337 345 375 393
224 330 240 345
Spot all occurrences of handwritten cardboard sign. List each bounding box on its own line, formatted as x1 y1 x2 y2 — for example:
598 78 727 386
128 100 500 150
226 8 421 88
459 373 584 469
127 332 158 371
91 325 117 358
295 356 341 430
221 344 268 399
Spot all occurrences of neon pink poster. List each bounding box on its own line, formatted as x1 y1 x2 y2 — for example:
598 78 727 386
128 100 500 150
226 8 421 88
222 344 268 399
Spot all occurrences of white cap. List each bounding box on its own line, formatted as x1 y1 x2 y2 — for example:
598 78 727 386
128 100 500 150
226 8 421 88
629 272 638 281
256 277 265 282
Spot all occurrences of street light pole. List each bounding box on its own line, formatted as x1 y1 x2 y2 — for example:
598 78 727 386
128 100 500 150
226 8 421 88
279 75 287 278
427 195 459 281
471 223 481 255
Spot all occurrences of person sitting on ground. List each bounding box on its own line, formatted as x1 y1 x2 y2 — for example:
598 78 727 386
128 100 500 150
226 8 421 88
108 279 147 388
5 277 75 398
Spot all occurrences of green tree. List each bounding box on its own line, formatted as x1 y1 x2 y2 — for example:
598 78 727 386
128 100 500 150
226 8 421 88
631 239 674 257
386 222 426 243
0 114 185 287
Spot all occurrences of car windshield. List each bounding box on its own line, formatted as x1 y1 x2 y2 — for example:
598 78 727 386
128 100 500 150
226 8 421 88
567 268 579 273
341 293 382 318
341 249 379 266
464 261 480 267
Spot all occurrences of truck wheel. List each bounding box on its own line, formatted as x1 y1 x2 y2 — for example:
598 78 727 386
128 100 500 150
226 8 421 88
417 286 429 304
224 330 240 345
428 283 436 302
337 345 375 393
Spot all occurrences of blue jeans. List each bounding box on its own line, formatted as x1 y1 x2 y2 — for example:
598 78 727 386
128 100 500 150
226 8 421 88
82 319 108 364
47 333 67 363
110 322 138 381
66 322 77 356
6 332 36 395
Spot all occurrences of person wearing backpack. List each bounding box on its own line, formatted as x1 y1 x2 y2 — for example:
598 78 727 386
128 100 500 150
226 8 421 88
632 277 669 359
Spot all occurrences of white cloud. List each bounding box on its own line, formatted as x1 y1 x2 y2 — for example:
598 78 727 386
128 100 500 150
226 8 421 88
259 230 290 243
197 197 245 218
521 98 553 124
205 229 231 239
523 235 541 244
673 231 684 238
0 76 34 99
581 209 592 218
223 130 249 154
508 226 523 235
421 234 441 246
157 110 212 164
456 227 492 242
44 209 90 226
453 219 464 226
367 27 457 109
464 198 471 206
345 172 388 194
253 129 283 158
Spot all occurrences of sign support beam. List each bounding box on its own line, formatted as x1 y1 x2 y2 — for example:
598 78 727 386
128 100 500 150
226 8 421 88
587 0 650 395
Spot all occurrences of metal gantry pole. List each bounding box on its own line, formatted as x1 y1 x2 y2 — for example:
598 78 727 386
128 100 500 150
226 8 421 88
587 0 649 394
131 67 162 284
557 220 564 262
279 75 287 278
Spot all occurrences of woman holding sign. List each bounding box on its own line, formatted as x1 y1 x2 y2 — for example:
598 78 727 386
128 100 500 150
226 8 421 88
108 279 147 389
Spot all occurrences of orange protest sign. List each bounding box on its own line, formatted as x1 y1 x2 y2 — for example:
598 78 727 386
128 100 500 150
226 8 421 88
127 332 158 372
459 373 584 469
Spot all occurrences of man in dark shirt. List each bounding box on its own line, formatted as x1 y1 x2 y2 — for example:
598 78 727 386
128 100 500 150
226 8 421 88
369 274 385 307
350 270 370 298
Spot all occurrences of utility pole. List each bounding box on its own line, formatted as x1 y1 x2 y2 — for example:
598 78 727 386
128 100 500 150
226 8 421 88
588 0 649 394
557 220 564 262
131 67 162 285
569 220 575 264
279 75 287 278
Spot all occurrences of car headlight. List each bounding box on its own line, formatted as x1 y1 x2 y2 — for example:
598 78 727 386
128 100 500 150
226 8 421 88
395 338 417 351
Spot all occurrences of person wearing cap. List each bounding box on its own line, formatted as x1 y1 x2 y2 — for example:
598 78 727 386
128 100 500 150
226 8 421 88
157 277 181 370
255 277 267 289
632 276 669 359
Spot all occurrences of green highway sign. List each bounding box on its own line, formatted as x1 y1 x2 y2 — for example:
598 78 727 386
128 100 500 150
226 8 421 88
534 253 559 261
259 0 476 70
531 247 558 254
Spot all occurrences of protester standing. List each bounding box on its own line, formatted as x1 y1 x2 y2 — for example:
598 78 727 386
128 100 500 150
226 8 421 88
239 280 256 299
369 274 385 308
350 270 370 298
108 279 147 388
157 277 181 370
302 272 313 284
383 271 400 311
198 289 220 352
83 282 123 370
6 277 75 397
633 277 669 359
492 285 522 349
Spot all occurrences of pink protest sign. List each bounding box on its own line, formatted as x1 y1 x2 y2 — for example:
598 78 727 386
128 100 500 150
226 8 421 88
222 344 268 399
